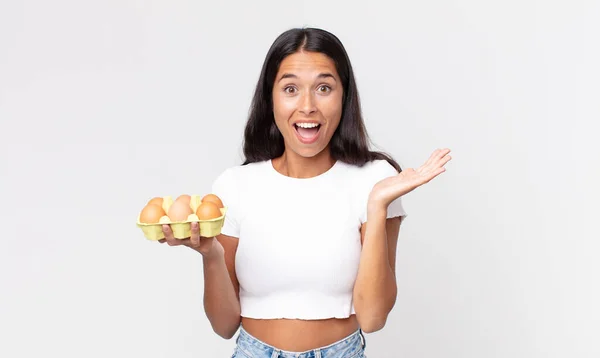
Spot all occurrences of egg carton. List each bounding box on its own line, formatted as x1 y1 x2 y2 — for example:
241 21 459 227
136 195 227 241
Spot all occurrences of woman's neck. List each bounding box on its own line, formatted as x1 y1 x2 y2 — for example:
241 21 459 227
272 148 336 179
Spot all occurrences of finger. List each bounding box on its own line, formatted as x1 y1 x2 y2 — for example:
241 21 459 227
162 224 173 239
418 148 450 176
158 239 166 244
190 222 200 247
433 167 447 178
436 148 451 162
423 149 441 167
440 154 452 166
433 153 451 170
428 149 451 170
419 149 442 173
424 167 447 183
162 224 179 246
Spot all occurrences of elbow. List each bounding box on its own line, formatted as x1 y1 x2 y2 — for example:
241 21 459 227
357 315 388 333
355 300 391 333
212 318 241 340
354 291 396 333
355 296 395 333
214 326 239 340
208 310 241 340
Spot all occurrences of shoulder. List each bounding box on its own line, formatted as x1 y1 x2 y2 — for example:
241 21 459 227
213 160 269 183
336 159 400 204
339 159 399 183
361 159 399 175
344 160 407 223
210 161 270 233
211 160 272 199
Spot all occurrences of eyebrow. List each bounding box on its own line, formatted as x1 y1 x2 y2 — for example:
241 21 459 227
278 73 336 83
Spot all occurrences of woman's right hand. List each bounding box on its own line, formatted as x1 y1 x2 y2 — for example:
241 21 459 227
159 222 223 258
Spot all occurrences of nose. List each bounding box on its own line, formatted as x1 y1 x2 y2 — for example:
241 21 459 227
298 91 317 115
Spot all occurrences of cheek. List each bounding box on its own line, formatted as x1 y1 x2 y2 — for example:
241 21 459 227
272 95 295 121
321 96 343 127
272 97 295 136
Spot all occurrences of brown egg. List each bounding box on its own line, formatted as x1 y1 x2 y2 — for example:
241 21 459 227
201 193 224 208
147 197 163 207
139 204 166 224
175 194 191 206
167 199 193 222
196 202 222 220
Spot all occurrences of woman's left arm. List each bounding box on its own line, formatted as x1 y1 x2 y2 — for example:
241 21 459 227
353 148 452 333
353 207 402 333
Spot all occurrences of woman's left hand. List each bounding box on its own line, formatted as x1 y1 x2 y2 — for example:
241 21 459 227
369 148 452 208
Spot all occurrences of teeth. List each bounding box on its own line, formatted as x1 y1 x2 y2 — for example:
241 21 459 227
296 123 319 128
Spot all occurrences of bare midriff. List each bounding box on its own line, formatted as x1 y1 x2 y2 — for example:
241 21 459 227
240 315 359 352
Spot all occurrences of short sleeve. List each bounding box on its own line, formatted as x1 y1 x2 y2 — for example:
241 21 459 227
359 160 408 224
211 168 240 238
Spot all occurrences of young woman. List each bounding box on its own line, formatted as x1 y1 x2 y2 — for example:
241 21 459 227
159 27 451 358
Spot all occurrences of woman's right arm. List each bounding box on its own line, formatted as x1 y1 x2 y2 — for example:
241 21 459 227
160 223 241 339
202 234 241 339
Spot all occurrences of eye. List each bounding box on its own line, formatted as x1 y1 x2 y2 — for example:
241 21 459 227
317 85 332 93
284 86 297 94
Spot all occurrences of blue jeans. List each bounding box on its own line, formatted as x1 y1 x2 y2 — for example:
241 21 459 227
232 326 367 358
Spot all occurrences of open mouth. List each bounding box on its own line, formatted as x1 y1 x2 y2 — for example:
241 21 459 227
293 123 321 144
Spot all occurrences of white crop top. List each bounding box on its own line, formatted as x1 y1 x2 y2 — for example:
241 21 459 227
210 159 407 320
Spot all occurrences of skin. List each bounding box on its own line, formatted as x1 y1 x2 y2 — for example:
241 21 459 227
158 50 452 351
269 51 343 178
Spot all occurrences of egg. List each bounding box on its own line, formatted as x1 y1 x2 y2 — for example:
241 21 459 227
175 194 191 206
201 193 224 208
167 199 193 222
139 204 166 223
147 197 164 207
196 202 222 220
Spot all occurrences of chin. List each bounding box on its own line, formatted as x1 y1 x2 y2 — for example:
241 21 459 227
290 146 325 159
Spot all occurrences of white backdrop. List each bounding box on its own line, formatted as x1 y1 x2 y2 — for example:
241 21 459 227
1 1 598 357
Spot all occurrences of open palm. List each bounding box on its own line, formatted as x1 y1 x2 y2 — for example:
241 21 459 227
369 148 452 206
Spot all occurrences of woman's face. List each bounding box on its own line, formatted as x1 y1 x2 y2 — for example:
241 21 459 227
272 51 343 159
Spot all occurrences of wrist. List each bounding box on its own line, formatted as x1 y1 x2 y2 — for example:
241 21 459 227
367 200 388 220
202 252 224 270
199 239 224 262
367 194 388 213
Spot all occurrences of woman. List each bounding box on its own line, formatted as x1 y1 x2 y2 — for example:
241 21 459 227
160 27 451 357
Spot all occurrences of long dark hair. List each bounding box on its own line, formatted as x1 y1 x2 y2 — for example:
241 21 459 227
242 27 402 173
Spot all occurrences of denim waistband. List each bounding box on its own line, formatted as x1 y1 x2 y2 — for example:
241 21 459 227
235 325 366 358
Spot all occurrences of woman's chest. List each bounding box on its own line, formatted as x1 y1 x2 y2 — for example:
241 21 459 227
239 182 361 244
234 183 364 289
